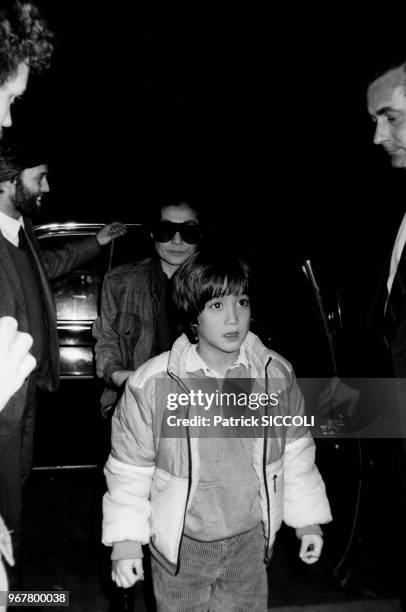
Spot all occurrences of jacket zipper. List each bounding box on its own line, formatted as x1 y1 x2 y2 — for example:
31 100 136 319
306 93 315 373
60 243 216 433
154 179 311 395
263 355 273 565
169 354 274 568
168 370 193 575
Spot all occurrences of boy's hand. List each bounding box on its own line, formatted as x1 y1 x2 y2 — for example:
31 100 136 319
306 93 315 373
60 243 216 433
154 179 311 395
299 534 323 564
112 559 144 588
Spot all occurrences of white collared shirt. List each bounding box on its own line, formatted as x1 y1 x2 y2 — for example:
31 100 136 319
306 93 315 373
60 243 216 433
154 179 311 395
386 213 406 313
185 342 250 378
0 210 24 247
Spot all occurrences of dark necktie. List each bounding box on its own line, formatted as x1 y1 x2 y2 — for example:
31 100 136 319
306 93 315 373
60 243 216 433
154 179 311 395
18 225 30 253
384 243 406 343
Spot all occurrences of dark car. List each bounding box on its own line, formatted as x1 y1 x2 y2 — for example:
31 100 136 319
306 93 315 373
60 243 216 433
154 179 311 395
32 222 152 469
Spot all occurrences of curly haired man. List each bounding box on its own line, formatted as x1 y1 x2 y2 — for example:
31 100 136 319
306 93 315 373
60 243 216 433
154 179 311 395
0 0 54 137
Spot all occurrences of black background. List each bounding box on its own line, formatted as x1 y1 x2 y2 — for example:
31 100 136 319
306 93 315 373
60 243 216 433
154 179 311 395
4 4 406 289
9 8 406 594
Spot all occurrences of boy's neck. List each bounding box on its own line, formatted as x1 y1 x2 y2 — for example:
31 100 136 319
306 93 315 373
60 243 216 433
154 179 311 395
196 343 240 376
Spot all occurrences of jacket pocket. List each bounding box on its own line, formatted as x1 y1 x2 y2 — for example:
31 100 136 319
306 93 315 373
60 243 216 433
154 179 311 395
153 468 172 492
150 471 189 565
112 311 142 368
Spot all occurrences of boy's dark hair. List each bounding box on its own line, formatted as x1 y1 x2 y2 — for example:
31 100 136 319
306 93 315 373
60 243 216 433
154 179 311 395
0 0 54 87
171 248 252 343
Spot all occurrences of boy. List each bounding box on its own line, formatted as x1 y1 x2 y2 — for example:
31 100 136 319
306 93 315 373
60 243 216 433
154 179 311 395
102 249 332 611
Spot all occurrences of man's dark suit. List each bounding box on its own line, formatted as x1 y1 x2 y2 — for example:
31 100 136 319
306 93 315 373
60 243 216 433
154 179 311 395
366 212 406 369
0 217 100 581
339 212 406 596
362 212 406 430
336 209 406 425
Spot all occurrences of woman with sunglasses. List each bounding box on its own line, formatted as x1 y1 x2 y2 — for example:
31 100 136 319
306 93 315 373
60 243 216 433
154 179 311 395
93 201 203 417
93 200 202 610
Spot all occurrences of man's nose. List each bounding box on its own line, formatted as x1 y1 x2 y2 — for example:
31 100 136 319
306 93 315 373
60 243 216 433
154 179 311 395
373 119 390 146
42 178 50 193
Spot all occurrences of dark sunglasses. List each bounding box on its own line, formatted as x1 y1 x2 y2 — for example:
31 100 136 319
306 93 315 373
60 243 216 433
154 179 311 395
152 221 202 244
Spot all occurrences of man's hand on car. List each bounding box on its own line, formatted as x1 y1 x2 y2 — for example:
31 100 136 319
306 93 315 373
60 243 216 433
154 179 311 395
96 222 127 246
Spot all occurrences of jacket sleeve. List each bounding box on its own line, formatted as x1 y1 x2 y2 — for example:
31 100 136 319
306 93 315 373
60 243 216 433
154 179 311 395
39 236 101 280
92 273 125 383
283 374 332 530
102 376 155 549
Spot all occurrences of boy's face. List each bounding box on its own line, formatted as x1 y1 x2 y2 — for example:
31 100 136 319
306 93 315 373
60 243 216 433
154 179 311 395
197 293 251 357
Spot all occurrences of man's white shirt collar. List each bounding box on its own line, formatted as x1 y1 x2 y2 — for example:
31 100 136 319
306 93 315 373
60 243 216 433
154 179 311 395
0 210 24 248
387 212 406 301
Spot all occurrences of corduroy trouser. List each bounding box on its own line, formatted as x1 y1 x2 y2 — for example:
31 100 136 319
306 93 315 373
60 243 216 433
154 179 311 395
151 523 268 612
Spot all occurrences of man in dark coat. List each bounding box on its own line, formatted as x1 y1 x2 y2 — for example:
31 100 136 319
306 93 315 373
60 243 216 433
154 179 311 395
0 146 126 585
319 59 406 603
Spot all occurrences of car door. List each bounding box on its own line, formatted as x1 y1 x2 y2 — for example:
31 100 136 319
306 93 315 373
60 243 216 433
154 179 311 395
249 244 361 584
32 223 151 468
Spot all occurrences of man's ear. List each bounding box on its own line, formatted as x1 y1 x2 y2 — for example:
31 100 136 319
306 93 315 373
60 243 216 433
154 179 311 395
0 180 15 196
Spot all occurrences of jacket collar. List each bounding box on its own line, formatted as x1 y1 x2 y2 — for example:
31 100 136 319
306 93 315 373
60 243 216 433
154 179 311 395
150 254 168 295
167 331 273 379
185 342 250 376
